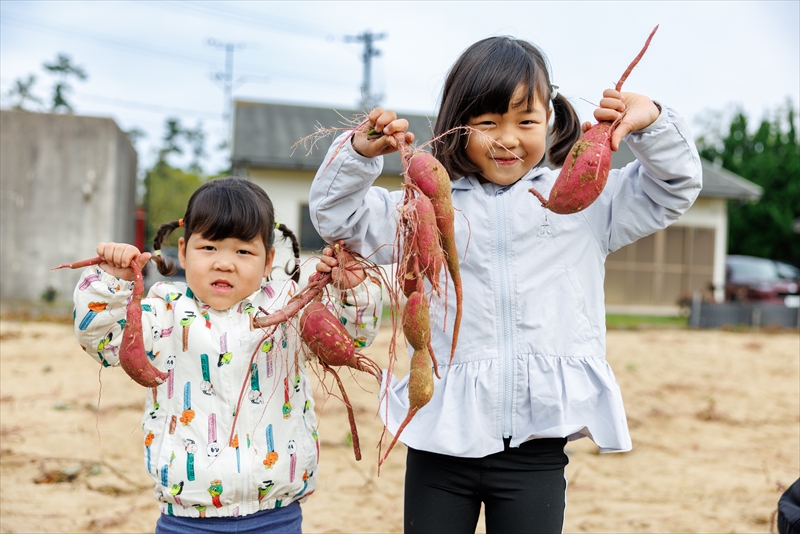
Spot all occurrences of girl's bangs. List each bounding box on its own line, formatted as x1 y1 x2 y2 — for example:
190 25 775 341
463 49 539 118
189 187 264 243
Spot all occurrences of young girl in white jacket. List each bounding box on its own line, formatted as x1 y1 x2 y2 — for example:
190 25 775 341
73 177 382 534
309 36 702 532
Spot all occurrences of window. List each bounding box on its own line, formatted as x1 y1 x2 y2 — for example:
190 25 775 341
605 227 715 306
299 204 326 252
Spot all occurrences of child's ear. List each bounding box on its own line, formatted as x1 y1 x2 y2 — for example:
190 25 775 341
264 248 276 278
178 237 187 269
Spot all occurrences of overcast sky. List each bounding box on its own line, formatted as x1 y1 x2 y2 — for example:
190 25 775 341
1 1 798 174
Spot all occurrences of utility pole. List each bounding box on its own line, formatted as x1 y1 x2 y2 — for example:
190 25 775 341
344 30 386 109
207 39 246 148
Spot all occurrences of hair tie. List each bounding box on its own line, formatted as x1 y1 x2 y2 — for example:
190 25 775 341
274 221 280 230
294 257 301 265
550 84 559 101
178 218 184 228
154 250 162 257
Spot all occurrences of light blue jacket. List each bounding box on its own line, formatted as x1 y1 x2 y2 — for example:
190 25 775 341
309 106 702 457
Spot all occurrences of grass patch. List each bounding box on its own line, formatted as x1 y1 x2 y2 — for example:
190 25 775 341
606 314 688 330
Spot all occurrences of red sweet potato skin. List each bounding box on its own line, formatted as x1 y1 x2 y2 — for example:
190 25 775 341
531 121 613 215
119 261 169 387
407 153 451 201
407 345 434 410
406 152 463 364
410 194 444 285
300 301 356 368
402 291 431 351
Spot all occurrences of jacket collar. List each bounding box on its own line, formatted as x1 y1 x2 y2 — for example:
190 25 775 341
450 165 551 191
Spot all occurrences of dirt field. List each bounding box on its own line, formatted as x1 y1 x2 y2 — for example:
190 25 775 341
0 319 797 533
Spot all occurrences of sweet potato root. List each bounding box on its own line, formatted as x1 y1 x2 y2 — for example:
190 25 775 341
380 345 434 464
406 152 463 364
54 256 168 387
531 25 659 214
300 301 380 379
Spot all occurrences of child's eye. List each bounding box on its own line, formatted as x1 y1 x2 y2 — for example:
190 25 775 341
237 249 253 255
203 245 216 251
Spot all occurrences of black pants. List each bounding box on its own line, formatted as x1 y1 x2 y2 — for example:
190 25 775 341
404 438 569 534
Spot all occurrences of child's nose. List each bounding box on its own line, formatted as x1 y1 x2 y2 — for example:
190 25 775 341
213 256 235 271
496 127 519 150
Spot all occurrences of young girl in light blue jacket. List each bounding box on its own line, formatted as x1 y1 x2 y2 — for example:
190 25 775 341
309 36 702 532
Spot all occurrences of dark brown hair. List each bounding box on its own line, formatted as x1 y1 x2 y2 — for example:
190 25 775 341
152 177 301 283
432 36 581 177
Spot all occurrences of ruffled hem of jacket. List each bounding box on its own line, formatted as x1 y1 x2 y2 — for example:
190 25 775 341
379 353 632 458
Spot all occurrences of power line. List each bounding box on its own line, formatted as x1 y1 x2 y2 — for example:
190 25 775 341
0 12 350 88
0 75 222 120
145 0 332 39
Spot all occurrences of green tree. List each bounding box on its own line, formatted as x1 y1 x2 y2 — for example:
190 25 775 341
142 118 210 247
6 74 43 110
696 101 800 266
42 53 88 113
143 164 204 248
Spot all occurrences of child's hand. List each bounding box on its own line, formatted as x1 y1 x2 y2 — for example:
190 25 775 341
315 241 366 289
591 89 661 151
95 242 151 281
351 108 415 158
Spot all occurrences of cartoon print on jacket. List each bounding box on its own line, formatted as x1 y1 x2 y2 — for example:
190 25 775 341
73 268 383 518
218 332 232 367
199 354 215 396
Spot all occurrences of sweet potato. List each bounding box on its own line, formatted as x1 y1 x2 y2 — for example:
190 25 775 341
300 301 380 378
380 345 434 463
406 152 463 364
120 260 169 387
402 291 430 351
53 256 168 387
530 25 659 214
407 193 444 287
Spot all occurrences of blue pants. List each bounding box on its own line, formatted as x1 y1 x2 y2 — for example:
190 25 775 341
155 501 302 534
404 438 569 533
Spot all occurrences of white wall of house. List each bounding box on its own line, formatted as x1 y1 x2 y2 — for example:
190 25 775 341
671 197 729 302
249 168 405 283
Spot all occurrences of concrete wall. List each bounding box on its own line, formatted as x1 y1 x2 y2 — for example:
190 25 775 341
0 110 137 303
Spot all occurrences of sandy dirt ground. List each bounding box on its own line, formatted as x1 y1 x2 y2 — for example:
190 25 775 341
0 319 798 534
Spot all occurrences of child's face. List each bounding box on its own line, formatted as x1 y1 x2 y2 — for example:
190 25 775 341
178 233 275 311
465 84 551 186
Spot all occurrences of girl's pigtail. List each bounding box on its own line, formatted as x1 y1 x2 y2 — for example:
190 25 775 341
547 93 582 168
276 223 301 283
152 220 182 276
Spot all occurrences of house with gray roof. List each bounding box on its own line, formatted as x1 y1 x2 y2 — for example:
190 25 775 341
232 99 762 314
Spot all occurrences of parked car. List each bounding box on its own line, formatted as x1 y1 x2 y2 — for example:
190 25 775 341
725 255 800 306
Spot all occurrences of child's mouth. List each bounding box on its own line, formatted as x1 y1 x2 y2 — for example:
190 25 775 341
492 157 519 167
212 281 233 291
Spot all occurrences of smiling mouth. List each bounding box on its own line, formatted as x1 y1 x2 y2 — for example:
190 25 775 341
492 157 520 166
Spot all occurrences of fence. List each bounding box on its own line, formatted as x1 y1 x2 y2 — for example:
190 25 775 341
688 295 800 329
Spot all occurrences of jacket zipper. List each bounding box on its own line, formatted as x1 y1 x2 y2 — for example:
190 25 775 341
221 309 249 514
495 188 514 438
